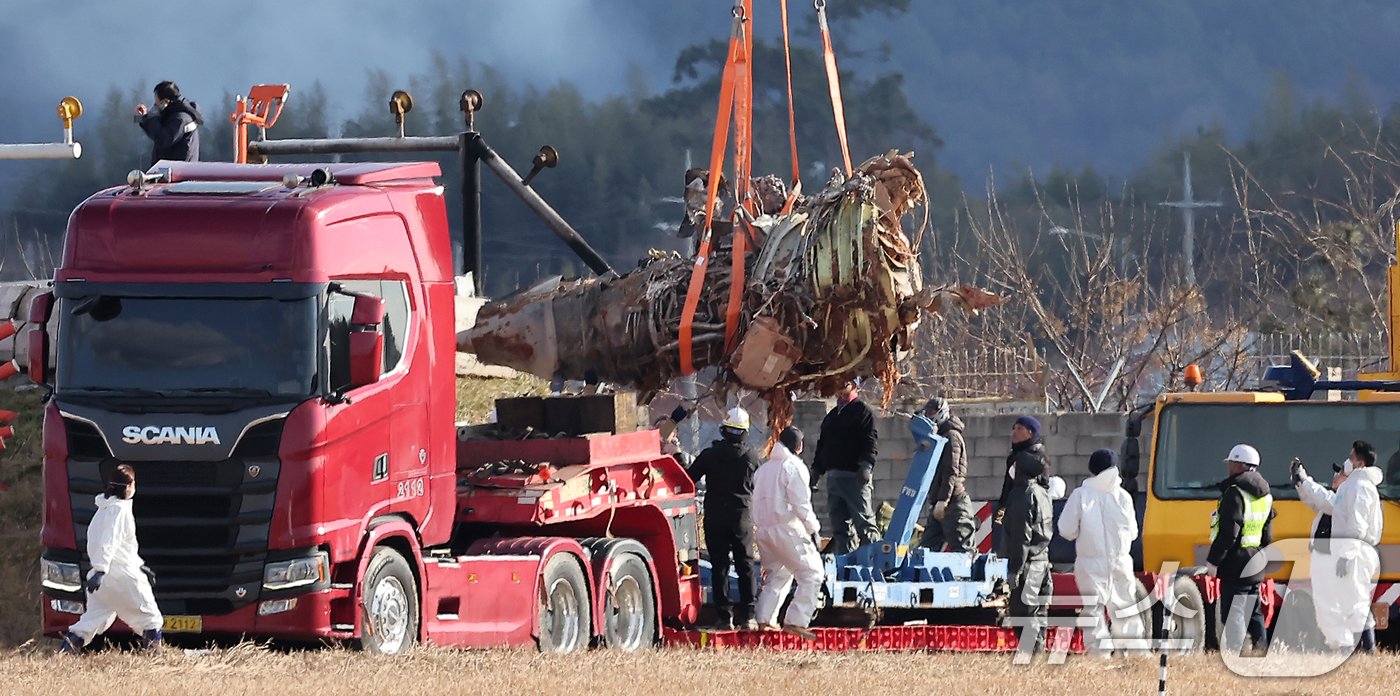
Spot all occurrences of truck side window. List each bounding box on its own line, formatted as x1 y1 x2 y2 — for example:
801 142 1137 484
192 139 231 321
328 280 410 390
379 281 409 371
327 291 356 393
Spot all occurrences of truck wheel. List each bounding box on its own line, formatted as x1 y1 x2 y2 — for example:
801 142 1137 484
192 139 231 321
1152 575 1206 653
600 553 656 651
359 547 419 656
538 554 591 653
1203 595 1223 650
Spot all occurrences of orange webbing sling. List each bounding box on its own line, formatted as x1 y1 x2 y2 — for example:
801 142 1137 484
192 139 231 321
678 6 747 375
780 0 802 211
725 0 755 353
816 0 853 176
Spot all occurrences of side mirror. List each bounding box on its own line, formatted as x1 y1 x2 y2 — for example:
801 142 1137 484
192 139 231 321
27 292 53 385
347 294 385 389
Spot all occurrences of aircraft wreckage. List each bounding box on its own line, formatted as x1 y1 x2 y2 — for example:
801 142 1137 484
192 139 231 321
459 151 1002 419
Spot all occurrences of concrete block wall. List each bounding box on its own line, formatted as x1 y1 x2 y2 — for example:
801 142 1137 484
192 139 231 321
791 400 1151 523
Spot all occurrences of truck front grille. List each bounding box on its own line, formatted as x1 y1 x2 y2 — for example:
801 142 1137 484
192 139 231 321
65 418 283 615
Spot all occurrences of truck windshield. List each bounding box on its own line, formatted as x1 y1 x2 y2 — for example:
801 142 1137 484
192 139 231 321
1153 401 1400 501
58 295 318 399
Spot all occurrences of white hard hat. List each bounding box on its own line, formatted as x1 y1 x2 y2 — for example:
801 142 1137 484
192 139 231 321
1226 444 1261 467
721 407 750 431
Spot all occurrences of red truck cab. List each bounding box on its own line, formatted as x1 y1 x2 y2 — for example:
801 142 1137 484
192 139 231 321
37 161 698 653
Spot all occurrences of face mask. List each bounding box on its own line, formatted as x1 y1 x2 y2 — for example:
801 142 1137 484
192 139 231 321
1341 459 1355 475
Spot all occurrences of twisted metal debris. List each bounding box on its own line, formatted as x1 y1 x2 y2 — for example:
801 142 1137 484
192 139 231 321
462 151 1001 418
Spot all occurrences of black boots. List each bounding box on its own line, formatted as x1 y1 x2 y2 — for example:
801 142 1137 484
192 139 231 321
57 632 83 655
57 629 161 655
141 628 163 651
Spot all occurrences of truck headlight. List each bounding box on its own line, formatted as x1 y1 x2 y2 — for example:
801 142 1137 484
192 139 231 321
264 552 328 591
41 559 82 593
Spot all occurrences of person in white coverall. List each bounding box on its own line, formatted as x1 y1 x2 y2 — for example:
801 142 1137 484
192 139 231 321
60 464 163 654
1057 449 1144 653
753 426 824 640
1291 440 1384 652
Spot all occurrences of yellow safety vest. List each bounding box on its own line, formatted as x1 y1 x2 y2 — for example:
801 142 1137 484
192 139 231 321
1209 487 1272 548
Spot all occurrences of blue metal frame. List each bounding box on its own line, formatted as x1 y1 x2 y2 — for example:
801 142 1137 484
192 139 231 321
698 414 1010 615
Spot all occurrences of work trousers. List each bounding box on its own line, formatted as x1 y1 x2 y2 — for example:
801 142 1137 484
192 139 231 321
705 515 757 622
826 470 879 555
1009 557 1052 651
68 569 162 645
1219 579 1267 653
918 492 977 553
754 527 825 628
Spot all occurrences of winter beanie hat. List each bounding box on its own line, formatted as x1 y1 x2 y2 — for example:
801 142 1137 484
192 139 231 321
1088 448 1117 475
1013 415 1041 439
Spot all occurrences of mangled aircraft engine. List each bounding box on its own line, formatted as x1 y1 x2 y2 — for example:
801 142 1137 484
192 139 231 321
462 151 1000 414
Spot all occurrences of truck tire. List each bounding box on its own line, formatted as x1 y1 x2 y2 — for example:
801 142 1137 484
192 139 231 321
1152 575 1206 653
600 553 657 651
538 553 591 653
358 546 419 656
1203 594 1223 651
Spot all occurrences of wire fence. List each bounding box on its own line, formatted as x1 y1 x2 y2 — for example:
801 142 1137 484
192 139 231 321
1249 330 1390 378
906 331 1392 409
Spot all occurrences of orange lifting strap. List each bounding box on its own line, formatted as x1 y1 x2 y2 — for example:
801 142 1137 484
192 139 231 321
816 0 852 176
726 0 755 354
681 0 843 373
231 84 290 164
780 0 801 193
678 6 749 376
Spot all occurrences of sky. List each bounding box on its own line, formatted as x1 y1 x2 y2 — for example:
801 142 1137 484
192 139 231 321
0 0 712 140
6 0 1400 187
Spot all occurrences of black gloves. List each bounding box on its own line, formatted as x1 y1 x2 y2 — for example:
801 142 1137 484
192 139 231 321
85 571 104 594
1290 457 1305 486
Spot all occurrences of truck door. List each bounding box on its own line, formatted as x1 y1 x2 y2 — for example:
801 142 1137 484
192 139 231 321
333 279 427 517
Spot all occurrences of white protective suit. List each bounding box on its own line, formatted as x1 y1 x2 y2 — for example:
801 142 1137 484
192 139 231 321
752 443 825 628
1296 465 1383 649
67 494 163 644
1057 467 1145 648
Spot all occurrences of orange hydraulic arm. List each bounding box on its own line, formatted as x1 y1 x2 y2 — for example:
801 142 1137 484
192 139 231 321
230 84 290 164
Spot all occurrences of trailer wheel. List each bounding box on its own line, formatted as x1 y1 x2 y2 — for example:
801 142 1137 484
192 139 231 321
600 553 656 651
1152 575 1206 653
359 546 419 656
538 554 591 653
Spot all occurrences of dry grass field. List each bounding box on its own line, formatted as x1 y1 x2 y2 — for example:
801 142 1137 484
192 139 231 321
0 645 1389 696
1 377 1383 694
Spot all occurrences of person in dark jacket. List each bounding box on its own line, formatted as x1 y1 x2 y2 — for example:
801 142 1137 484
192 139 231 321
1000 450 1053 652
687 407 761 630
918 397 975 552
812 378 880 554
1204 443 1276 654
134 81 203 167
996 415 1050 526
